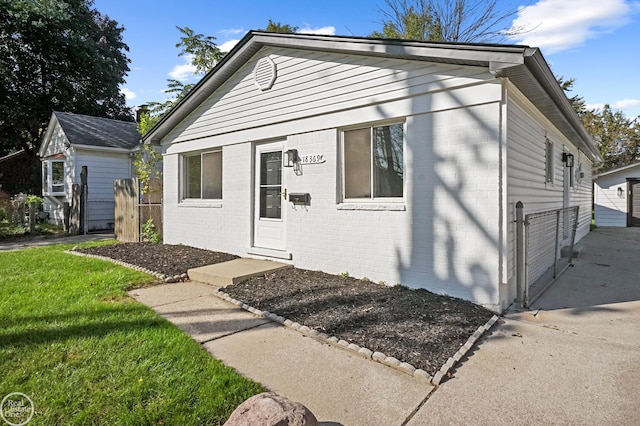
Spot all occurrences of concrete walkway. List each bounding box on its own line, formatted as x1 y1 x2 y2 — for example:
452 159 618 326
0 233 114 251
129 227 640 425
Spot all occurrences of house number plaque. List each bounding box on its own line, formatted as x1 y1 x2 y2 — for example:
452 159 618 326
299 154 325 164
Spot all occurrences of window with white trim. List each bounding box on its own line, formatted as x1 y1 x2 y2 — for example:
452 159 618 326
342 123 404 200
545 138 554 184
43 160 65 195
182 150 222 200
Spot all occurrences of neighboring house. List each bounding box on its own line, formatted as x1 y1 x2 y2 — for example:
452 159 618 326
39 111 140 231
144 32 601 312
594 162 640 227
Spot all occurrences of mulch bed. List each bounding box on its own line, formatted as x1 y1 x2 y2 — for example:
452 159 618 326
78 242 494 376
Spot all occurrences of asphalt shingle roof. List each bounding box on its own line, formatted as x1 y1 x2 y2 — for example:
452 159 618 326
54 111 140 150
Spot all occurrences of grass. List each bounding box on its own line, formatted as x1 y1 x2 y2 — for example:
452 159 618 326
0 241 264 425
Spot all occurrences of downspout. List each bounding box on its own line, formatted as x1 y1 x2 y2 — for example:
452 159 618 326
498 78 509 309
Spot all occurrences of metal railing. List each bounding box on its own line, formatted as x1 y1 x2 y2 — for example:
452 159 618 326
516 202 579 308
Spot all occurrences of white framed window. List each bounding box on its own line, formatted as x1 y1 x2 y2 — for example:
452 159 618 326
182 150 222 200
545 138 554 184
43 160 65 195
342 123 404 201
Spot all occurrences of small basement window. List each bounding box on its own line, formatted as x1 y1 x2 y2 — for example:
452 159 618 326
182 150 222 200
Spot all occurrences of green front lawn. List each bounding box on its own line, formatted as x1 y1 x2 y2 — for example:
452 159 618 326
0 242 264 425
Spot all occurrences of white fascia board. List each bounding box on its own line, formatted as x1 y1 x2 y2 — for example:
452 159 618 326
71 144 140 154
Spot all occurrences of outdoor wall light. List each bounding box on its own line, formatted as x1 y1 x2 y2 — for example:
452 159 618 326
618 187 624 197
562 152 574 168
284 149 298 168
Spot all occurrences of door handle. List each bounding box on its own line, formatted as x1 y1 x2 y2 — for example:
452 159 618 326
281 188 287 199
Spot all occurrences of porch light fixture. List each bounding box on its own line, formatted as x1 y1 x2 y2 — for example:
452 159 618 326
284 149 298 168
562 152 574 168
618 187 624 197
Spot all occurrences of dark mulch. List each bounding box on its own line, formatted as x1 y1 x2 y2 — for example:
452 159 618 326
77 242 239 277
77 242 494 376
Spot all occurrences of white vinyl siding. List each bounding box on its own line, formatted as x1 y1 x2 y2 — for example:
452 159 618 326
594 164 640 227
164 47 494 145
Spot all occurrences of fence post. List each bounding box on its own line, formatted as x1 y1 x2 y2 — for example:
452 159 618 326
553 209 561 278
515 201 525 307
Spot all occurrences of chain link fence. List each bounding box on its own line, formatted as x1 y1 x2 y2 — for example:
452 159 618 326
516 204 579 307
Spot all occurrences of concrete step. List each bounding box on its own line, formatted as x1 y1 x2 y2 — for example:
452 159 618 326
188 258 292 288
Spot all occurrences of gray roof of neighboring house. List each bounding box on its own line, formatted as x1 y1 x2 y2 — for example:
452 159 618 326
54 111 140 150
143 31 602 163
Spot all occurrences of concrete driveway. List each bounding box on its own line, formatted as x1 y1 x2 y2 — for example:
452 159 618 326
409 228 640 425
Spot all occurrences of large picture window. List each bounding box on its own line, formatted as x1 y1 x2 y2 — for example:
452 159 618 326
43 160 65 195
183 150 222 200
343 123 404 200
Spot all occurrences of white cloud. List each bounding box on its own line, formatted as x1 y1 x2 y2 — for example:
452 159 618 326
219 28 244 36
507 0 637 54
121 87 136 100
219 39 241 53
586 99 640 111
168 55 197 81
298 25 336 35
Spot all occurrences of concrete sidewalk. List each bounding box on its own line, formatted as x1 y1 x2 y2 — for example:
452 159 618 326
128 282 434 425
0 233 114 251
129 227 640 425
411 227 640 425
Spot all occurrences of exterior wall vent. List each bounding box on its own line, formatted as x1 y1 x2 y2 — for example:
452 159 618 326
253 56 277 91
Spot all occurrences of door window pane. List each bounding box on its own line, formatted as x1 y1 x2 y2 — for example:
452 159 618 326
344 128 371 198
259 151 282 219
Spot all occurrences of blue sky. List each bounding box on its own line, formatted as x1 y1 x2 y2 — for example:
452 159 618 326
93 0 640 118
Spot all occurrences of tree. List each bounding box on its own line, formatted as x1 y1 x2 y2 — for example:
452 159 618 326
0 0 132 193
372 0 523 42
263 19 299 33
557 76 587 116
581 105 639 172
138 26 224 136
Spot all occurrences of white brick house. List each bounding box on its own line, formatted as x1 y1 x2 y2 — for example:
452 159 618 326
144 32 601 312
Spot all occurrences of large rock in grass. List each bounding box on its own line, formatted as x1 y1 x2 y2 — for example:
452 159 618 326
224 392 317 426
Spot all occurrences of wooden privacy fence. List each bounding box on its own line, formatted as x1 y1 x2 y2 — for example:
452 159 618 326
114 178 162 242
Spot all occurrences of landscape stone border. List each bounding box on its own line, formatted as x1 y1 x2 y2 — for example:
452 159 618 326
212 288 500 386
64 248 501 386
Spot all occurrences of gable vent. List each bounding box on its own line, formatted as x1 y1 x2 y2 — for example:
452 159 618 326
253 56 277 91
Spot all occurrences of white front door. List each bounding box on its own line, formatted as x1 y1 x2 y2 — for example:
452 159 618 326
254 141 286 250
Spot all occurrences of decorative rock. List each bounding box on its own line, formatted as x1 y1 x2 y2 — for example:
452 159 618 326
224 392 317 426
290 322 302 330
413 369 432 382
337 339 349 348
299 325 311 334
241 304 249 310
307 329 319 337
452 351 463 362
327 336 339 344
347 343 360 352
318 333 329 340
275 315 286 323
262 311 271 317
372 351 386 362
443 357 456 372
383 356 400 368
398 362 416 375
284 319 294 327
358 348 373 358
432 371 444 385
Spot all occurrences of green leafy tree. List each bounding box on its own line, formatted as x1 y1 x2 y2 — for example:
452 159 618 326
263 19 299 33
557 76 587 116
372 0 523 42
581 105 639 171
0 0 132 192
0 0 132 155
138 26 224 136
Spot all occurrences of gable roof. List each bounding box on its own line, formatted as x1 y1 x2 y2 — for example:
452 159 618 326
594 162 640 179
39 112 140 156
143 31 601 163
0 149 26 163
